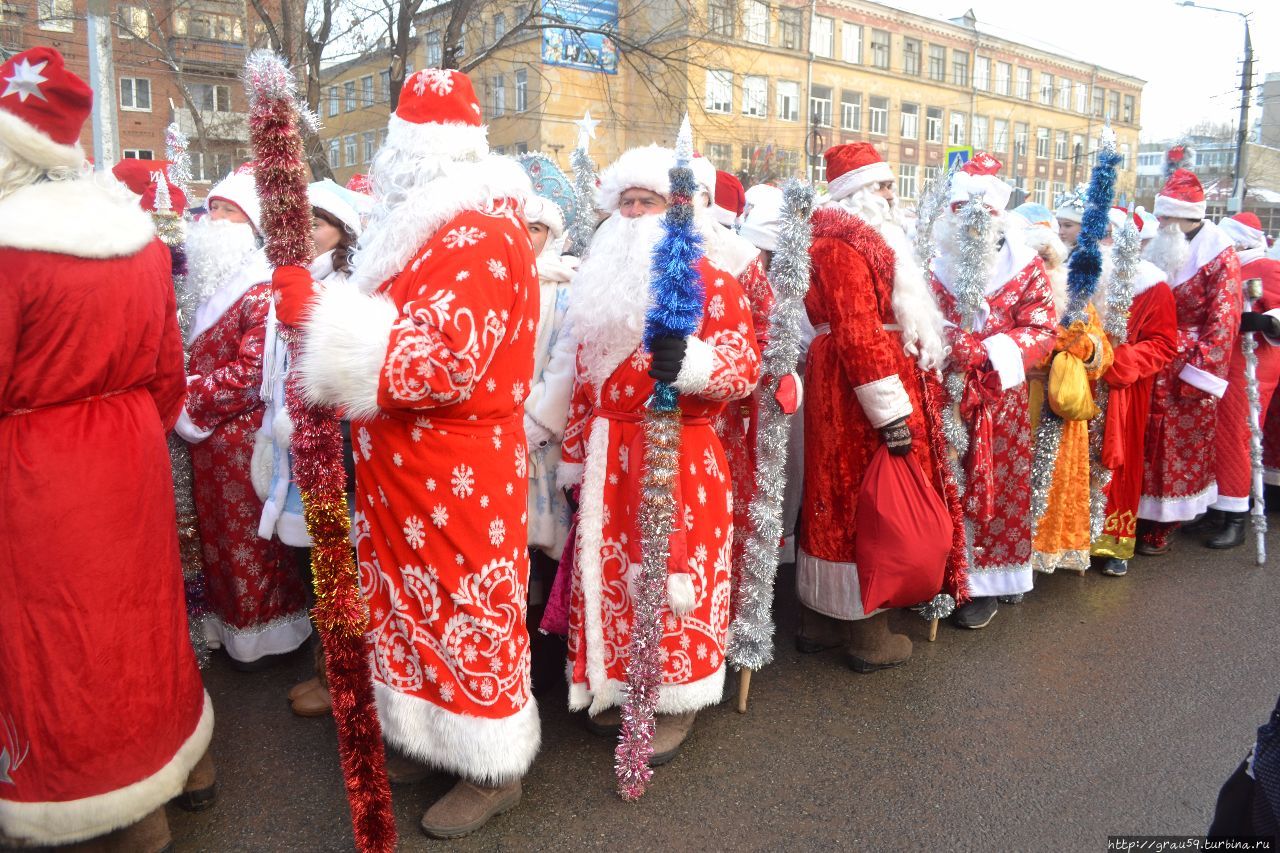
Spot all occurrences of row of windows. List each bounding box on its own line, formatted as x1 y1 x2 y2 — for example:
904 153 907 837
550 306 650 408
703 1 1137 123
39 0 252 44
483 71 530 118
327 130 389 169
116 78 233 114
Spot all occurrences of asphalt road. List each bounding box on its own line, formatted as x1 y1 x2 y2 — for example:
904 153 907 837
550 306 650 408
171 525 1279 852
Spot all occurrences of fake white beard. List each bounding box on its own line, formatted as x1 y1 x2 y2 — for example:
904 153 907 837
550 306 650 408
183 216 259 304
931 209 1006 291
1143 223 1191 283
567 211 665 391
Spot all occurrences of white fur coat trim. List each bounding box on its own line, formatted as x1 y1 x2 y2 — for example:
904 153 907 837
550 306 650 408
701 221 760 278
568 663 726 715
572 418 613 716
0 176 153 259
0 693 213 846
0 110 85 172
1171 220 1234 288
1179 362 1228 399
187 249 273 345
1133 259 1167 297
854 374 912 428
375 683 540 785
297 283 398 422
672 336 715 395
981 332 1027 391
348 157 531 294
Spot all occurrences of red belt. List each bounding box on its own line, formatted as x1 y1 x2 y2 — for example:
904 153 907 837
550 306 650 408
3 385 144 419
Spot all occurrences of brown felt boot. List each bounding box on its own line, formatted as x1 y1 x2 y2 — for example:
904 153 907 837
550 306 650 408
171 747 217 812
844 611 912 673
585 705 622 737
420 777 522 839
384 750 432 785
291 683 332 717
795 605 848 653
649 711 697 766
288 676 322 702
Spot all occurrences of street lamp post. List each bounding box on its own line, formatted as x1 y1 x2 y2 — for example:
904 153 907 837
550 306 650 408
1178 1 1253 213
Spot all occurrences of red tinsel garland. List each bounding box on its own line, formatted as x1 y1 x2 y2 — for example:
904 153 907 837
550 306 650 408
244 51 396 853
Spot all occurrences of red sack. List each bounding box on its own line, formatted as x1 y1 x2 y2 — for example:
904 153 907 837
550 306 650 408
854 445 953 613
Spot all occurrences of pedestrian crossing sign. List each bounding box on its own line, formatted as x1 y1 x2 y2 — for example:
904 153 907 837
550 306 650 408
946 147 972 171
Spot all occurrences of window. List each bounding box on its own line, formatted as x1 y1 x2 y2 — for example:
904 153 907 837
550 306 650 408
1075 81 1088 113
1055 131 1068 160
119 77 151 112
38 0 74 32
951 50 968 87
1072 134 1085 164
993 118 1009 153
515 142 528 155
898 165 918 201
344 80 356 112
869 96 888 136
994 62 1011 95
121 148 155 160
1058 77 1072 110
1109 91 1120 121
777 80 799 121
1123 95 1135 124
1033 179 1047 206
744 1 769 45
173 10 242 41
924 165 941 191
1016 67 1031 100
426 31 442 67
900 102 918 140
949 111 967 146
361 75 374 106
841 23 861 63
778 8 802 50
705 142 733 170
925 106 942 143
972 115 988 150
1014 123 1028 159
928 45 946 81
810 85 832 127
493 12 506 40
116 6 147 38
456 21 467 58
1039 73 1054 105
743 76 767 117
1120 143 1130 170
379 71 390 99
840 91 861 131
344 134 357 167
813 155 826 184
362 131 376 163
188 83 231 112
515 70 528 112
492 75 506 116
1092 86 1105 117
870 29 890 69
1036 127 1050 158
705 70 732 114
327 87 339 117
974 56 990 91
328 139 341 168
708 0 733 37
1052 181 1066 202
811 16 833 58
903 38 920 76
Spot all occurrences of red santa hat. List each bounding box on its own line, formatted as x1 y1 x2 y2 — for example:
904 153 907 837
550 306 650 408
112 157 188 215
1154 168 1206 220
205 163 262 231
1219 211 1265 250
595 144 717 213
711 170 745 227
0 47 92 172
949 152 1012 212
345 172 372 195
824 142 893 202
387 68 487 161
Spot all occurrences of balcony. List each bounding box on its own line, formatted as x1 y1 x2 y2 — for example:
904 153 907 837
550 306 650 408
173 107 249 143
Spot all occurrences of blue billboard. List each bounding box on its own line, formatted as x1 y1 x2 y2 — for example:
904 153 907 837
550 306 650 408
542 0 619 74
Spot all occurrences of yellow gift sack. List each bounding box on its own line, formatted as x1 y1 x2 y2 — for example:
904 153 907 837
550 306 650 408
1048 352 1099 421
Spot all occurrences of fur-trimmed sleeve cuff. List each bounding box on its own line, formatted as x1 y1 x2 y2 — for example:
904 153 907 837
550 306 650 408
296 283 398 421
556 461 584 490
173 407 214 444
982 333 1027 391
672 335 715 395
1179 362 1229 398
853 375 912 428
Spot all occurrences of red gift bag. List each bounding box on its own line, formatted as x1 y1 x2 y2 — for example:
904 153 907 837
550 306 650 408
854 445 953 613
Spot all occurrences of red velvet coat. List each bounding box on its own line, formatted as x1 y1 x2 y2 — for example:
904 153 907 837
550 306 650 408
0 180 209 845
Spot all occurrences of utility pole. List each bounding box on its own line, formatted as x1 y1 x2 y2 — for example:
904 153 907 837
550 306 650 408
85 0 118 169
1230 19 1253 213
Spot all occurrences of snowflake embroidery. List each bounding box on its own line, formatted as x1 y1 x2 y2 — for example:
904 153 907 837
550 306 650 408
392 452 403 467
455 553 465 565
425 478 437 491
713 277 725 289
411 68 454 97
487 259 508 280
462 644 479 663
480 495 490 508
451 464 475 498
456 270 470 282
357 427 373 460
439 682 455 703
505 482 513 496
623 384 635 397
410 427 422 442
402 516 426 549
697 484 707 504
443 226 485 249
424 664 438 683
480 680 495 698
485 378 497 393
630 350 649 372
431 504 449 528
707 293 726 320
488 518 506 546
512 381 525 403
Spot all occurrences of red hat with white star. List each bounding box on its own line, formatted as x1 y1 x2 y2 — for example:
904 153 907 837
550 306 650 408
387 68 488 160
0 47 92 172
112 158 189 215
949 151 1012 212
1154 168 1206 220
824 142 894 201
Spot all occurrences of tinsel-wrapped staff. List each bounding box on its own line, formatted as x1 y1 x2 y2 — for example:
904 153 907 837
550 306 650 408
567 110 600 256
242 50 395 853
615 117 705 801
1241 276 1269 565
724 178 813 713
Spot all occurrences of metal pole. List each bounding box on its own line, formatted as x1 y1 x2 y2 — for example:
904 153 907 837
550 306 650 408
85 0 118 169
1230 19 1252 214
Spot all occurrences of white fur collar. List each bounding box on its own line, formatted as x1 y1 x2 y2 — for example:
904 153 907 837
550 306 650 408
349 156 532 294
188 248 273 344
701 219 761 278
0 176 154 258
934 237 1038 299
1172 220 1234 288
1133 259 1167 297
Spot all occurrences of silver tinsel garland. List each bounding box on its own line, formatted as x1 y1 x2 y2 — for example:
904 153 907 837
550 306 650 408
1241 278 1269 564
567 145 598 256
726 179 814 674
913 168 951 270
953 194 994 332
165 122 192 198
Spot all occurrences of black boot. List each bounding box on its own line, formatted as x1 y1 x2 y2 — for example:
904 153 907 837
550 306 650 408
1184 508 1226 534
1206 512 1247 549
951 596 998 630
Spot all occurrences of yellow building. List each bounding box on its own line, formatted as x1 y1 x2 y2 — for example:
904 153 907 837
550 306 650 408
317 45 413 185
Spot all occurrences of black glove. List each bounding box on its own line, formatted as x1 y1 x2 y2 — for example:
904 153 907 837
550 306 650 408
647 335 687 384
880 417 912 457
1240 311 1280 337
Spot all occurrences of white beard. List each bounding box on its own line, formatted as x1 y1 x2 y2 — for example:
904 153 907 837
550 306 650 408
931 210 1004 290
1143 223 1191 283
567 212 664 391
184 217 258 305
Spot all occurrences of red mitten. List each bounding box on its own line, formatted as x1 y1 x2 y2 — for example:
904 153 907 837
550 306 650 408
774 372 802 414
272 264 319 327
